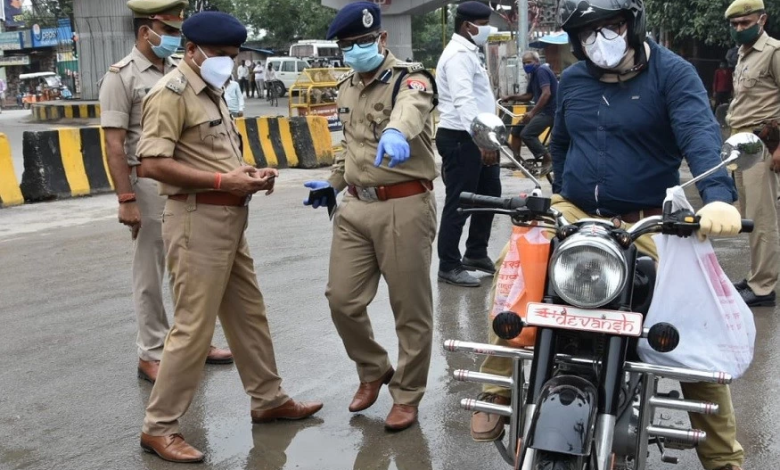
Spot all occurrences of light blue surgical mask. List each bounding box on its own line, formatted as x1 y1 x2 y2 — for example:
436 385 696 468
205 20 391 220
343 41 385 73
148 29 181 59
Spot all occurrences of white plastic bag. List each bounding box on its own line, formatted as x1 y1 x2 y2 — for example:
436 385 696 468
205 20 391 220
637 186 756 379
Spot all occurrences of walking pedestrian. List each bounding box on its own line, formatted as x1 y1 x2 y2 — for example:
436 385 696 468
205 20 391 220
303 1 439 431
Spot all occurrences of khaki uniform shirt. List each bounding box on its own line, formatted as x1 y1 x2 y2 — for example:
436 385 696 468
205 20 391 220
727 32 780 130
327 52 438 191
99 47 177 166
136 60 243 196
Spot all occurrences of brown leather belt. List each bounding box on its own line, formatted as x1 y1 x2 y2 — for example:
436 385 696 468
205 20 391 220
347 180 432 202
615 207 663 224
169 191 249 207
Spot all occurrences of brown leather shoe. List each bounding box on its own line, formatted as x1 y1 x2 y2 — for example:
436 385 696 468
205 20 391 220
349 367 394 412
140 433 204 463
385 404 418 431
205 345 233 365
251 399 323 423
137 359 160 384
470 393 510 442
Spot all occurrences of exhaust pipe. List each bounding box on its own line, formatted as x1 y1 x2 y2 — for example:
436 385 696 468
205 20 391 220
649 396 719 415
647 425 706 447
461 398 513 417
453 370 514 389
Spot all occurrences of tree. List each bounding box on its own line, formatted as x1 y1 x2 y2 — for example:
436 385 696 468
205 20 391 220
26 0 73 27
204 0 336 44
645 0 780 47
412 7 452 68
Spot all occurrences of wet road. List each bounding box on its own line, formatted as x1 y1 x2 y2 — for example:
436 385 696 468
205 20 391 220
0 168 777 470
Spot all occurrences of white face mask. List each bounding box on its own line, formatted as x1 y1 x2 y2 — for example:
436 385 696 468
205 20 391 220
195 46 235 89
584 30 628 69
468 23 494 47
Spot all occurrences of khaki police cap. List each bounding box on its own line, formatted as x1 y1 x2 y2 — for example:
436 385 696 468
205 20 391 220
127 0 188 29
725 0 765 19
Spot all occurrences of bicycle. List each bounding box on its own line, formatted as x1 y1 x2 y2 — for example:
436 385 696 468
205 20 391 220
495 99 554 185
267 80 281 107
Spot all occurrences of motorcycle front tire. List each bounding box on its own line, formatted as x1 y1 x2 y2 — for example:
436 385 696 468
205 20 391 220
534 451 578 470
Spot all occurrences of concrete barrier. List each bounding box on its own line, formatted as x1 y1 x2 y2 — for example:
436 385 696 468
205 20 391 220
16 115 333 203
31 103 101 122
236 116 333 169
0 133 24 207
20 127 113 202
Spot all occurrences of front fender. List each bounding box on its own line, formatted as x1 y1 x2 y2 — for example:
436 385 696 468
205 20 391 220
526 375 598 456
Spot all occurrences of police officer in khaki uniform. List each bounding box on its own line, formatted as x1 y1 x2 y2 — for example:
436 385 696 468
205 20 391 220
303 2 438 431
726 0 780 307
100 0 232 384
136 12 322 463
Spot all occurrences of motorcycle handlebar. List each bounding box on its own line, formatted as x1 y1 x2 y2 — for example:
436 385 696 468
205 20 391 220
459 192 526 210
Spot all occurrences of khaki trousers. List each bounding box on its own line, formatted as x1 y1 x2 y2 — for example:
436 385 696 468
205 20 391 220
733 127 779 296
143 197 289 436
479 197 744 469
130 172 169 361
326 191 437 406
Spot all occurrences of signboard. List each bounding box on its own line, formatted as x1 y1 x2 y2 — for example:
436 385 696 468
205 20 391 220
31 20 73 48
0 55 29 66
0 31 20 51
300 104 342 132
4 0 24 28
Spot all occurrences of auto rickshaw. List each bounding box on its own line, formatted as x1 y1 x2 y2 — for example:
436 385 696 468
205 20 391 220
19 72 63 109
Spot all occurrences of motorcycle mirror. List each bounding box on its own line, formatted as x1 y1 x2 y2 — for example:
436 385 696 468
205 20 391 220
681 133 766 190
721 132 766 172
471 113 507 151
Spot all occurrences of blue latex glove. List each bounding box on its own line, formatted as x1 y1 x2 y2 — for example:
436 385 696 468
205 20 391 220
374 129 410 168
303 180 333 209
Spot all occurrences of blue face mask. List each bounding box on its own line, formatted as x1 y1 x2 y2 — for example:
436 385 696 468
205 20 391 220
523 63 538 74
148 29 181 59
343 41 385 73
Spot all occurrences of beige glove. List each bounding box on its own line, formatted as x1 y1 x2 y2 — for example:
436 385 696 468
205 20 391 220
696 201 741 242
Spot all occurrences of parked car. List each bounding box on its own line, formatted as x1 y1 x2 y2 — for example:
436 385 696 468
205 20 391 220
265 57 310 97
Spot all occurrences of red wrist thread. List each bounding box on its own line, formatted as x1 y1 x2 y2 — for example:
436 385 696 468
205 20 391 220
214 173 222 190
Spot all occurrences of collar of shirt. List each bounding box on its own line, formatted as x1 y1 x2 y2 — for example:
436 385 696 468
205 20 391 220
131 46 174 73
349 51 397 87
740 31 769 57
450 33 478 53
178 59 211 96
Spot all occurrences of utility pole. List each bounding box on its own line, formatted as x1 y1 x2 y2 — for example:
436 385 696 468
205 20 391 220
517 0 528 91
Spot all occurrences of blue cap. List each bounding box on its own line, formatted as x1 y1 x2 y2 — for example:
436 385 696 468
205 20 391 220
326 1 381 41
182 11 247 47
456 1 493 20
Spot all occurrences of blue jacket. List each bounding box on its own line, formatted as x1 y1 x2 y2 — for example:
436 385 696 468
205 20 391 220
550 40 737 216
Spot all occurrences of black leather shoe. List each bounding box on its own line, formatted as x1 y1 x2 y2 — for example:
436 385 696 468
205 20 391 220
733 279 748 291
740 287 776 307
438 268 480 287
462 257 496 275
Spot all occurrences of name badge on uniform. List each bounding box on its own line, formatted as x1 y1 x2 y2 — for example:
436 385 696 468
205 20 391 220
209 119 223 127
338 107 350 114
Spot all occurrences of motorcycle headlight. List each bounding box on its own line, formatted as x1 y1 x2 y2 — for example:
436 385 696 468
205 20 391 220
549 230 628 308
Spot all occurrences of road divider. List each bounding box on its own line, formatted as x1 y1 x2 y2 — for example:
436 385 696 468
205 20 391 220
14 116 334 204
32 103 101 121
0 133 24 207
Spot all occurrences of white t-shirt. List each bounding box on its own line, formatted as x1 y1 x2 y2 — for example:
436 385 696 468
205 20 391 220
254 65 264 81
266 68 276 81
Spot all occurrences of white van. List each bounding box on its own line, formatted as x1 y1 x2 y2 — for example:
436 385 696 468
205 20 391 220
265 57 310 97
289 40 341 60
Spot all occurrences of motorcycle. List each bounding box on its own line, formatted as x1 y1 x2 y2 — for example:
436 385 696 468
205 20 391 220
444 113 765 470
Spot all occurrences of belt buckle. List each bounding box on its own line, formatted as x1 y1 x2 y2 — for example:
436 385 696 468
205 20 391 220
243 194 253 206
358 186 379 202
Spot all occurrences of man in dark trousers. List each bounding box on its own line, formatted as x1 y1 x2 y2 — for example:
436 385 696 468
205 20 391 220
435 1 501 287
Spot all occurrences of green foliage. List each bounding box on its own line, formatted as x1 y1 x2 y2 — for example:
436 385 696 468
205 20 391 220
412 7 452 67
26 0 73 27
645 0 780 47
203 0 336 45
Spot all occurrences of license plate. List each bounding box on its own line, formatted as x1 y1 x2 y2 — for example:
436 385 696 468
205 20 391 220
525 303 643 337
